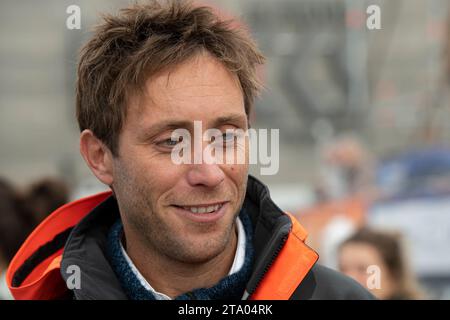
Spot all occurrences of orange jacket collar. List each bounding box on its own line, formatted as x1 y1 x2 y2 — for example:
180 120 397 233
250 213 319 300
6 191 112 300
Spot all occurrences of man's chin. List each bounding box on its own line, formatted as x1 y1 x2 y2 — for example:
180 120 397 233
169 250 222 265
170 234 234 265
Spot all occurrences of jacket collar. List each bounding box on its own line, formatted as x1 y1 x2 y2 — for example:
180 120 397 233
242 176 319 299
6 191 112 300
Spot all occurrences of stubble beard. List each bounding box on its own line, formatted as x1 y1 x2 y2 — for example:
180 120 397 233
114 165 248 265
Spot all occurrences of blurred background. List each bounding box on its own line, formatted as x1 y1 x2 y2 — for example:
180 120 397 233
1 0 450 299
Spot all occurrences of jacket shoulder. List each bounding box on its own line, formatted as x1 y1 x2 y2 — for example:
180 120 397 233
291 264 376 300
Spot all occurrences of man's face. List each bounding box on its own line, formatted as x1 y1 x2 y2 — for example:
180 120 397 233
112 53 249 264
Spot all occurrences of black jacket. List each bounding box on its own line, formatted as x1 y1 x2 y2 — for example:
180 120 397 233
7 175 374 300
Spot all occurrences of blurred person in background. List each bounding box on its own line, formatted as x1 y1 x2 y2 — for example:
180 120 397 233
297 134 377 267
0 177 69 299
338 228 424 300
318 134 375 202
0 179 31 300
24 178 69 226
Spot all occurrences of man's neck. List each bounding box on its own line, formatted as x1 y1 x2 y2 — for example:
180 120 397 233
123 226 238 299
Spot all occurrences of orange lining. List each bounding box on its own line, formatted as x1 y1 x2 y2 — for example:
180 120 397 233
250 213 319 300
6 191 112 300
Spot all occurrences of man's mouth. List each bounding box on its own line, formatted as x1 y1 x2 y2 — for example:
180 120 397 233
174 202 225 214
171 202 228 222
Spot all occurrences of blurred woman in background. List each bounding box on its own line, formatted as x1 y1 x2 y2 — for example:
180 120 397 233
0 177 69 299
0 179 31 299
24 178 69 226
338 228 425 300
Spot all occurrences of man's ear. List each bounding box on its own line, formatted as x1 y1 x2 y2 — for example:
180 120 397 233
79 129 114 186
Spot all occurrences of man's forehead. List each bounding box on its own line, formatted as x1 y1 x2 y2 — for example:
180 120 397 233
128 85 245 120
147 55 242 98
126 56 245 124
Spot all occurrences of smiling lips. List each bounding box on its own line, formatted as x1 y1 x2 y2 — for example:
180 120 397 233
177 202 226 214
171 201 229 223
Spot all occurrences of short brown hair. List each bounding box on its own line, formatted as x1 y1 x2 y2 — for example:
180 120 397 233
76 0 265 156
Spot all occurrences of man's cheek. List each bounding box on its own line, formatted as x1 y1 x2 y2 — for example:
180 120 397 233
234 164 249 185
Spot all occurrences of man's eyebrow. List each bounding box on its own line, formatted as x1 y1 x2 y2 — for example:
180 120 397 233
211 114 248 128
139 114 248 140
139 120 192 140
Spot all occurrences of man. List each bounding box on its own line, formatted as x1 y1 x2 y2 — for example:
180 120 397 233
7 0 374 300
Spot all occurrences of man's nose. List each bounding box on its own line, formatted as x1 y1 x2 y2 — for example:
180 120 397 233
186 163 225 188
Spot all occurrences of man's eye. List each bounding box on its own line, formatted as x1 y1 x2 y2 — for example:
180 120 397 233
210 132 235 145
159 137 182 148
165 139 179 146
222 132 235 143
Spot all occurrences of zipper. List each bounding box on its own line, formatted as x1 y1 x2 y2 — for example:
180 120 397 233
243 233 289 299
